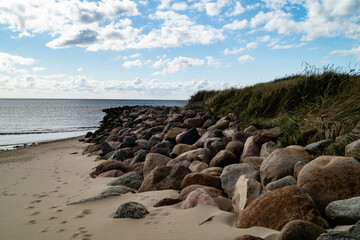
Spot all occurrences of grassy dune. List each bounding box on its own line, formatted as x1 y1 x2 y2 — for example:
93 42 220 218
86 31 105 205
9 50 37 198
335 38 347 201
188 68 360 156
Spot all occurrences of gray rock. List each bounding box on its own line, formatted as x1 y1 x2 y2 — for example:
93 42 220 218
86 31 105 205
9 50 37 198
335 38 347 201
178 128 200 145
232 132 252 142
111 147 134 162
244 125 257 133
293 161 306 179
148 135 162 148
101 142 114 155
114 202 149 219
119 135 136 148
278 220 326 240
316 231 360 240
266 175 297 191
345 139 360 161
220 163 260 198
107 171 144 190
154 140 174 153
131 150 148 164
260 141 276 158
101 185 136 196
143 125 165 140
305 139 332 155
325 196 360 225
210 150 237 168
349 220 360 234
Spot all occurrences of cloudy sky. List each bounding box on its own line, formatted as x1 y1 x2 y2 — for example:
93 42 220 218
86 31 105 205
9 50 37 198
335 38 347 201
0 0 359 99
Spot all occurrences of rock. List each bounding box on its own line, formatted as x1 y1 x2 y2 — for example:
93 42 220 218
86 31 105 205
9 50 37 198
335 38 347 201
210 150 237 168
114 202 149 219
101 185 136 196
242 157 264 166
111 147 134 162
293 161 306 179
142 153 171 177
225 140 244 159
240 136 261 162
171 144 197 157
181 172 221 189
297 156 360 212
349 220 360 234
178 184 226 200
316 231 360 240
260 141 277 158
260 148 307 186
97 169 125 178
143 125 165 140
83 144 101 155
220 163 260 198
194 130 223 147
208 118 230 131
266 175 297 191
131 150 148 164
210 137 232 153
154 140 174 153
305 139 332 155
177 128 200 145
184 118 204 128
201 167 223 177
325 196 360 225
277 220 326 240
223 128 235 138
107 171 144 190
119 135 136 148
236 186 329 231
125 162 143 175
135 139 149 150
90 160 125 178
168 148 212 167
101 141 114 155
153 198 182 207
253 127 281 144
163 127 186 141
232 175 264 214
345 139 360 161
138 165 191 192
148 135 162 149
233 132 252 142
181 188 218 209
189 160 209 172
282 146 313 163
244 125 258 133
233 236 264 240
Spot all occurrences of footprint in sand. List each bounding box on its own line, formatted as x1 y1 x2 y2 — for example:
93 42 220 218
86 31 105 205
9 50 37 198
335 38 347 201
26 206 35 210
48 216 58 220
49 206 59 209
28 220 37 224
40 227 49 233
162 212 171 216
30 200 42 204
56 209 63 213
57 229 66 233
30 211 40 216
61 221 67 224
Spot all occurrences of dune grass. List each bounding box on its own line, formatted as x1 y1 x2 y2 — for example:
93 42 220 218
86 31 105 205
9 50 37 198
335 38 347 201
188 65 360 155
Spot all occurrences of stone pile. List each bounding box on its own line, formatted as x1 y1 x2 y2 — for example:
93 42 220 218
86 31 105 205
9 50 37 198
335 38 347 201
83 105 360 239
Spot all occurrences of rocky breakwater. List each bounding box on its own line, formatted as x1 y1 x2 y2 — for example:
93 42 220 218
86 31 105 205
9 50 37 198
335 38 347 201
83 105 360 239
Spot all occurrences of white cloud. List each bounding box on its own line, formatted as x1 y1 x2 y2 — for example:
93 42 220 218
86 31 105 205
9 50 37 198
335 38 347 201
206 56 221 67
123 59 143 68
76 67 83 72
223 19 248 30
172 2 187 11
192 0 229 16
158 0 173 9
0 52 35 73
258 35 271 42
238 55 255 63
227 1 245 16
32 67 45 72
246 41 258 49
223 47 245 55
331 46 360 61
153 56 204 75
272 42 306 49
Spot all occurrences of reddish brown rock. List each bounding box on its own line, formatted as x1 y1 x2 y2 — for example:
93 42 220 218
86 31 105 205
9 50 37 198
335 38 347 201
243 157 265 166
297 156 360 212
97 169 125 178
163 127 186 141
277 220 326 240
138 165 191 192
240 136 261 162
90 160 125 178
181 172 221 189
142 153 171 177
236 186 329 231
189 160 209 172
201 167 223 177
178 184 226 200
253 127 281 144
184 118 204 128
171 144 197 156
234 236 264 240
181 188 218 209
153 198 182 207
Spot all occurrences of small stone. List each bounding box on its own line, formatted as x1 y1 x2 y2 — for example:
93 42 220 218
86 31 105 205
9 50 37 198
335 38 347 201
266 175 297 191
305 139 332 155
225 140 244 159
114 202 149 219
260 141 277 158
325 196 360 225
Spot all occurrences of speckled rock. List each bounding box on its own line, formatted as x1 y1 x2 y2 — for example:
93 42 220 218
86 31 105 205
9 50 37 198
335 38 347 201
142 153 171 177
189 160 209 172
260 141 277 158
181 188 219 209
277 220 326 240
107 171 144 190
345 139 360 161
114 202 149 219
178 184 226 200
266 175 297 191
325 196 360 225
240 136 261 162
305 139 332 155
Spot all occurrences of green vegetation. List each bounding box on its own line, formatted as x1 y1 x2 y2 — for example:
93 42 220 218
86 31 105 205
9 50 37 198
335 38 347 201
188 65 360 155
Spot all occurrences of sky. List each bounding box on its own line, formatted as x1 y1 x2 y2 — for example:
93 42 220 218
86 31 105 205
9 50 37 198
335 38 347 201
0 0 359 100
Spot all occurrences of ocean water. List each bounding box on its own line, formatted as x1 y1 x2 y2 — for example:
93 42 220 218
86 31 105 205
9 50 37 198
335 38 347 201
0 99 187 150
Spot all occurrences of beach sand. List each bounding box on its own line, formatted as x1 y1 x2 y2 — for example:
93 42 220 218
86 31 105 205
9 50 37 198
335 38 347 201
0 137 280 240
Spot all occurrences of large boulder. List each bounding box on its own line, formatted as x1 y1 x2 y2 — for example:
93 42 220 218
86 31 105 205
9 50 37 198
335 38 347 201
177 128 200 145
236 186 329 231
114 202 149 219
210 150 237 168
90 160 125 178
171 144 197 157
178 184 226 200
345 139 360 161
110 148 134 162
225 140 244 159
220 163 260 198
240 136 261 162
208 118 230 131
184 118 204 128
297 156 360 212
325 196 360 225
260 148 311 186
232 175 264 214
97 169 125 178
142 153 171 177
260 141 276 158
304 139 332 155
181 188 218 209
107 171 144 190
277 220 326 240
181 172 221 189
253 127 281 144
138 165 191 192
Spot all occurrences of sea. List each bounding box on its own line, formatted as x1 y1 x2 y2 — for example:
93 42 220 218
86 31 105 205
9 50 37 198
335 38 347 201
0 99 187 151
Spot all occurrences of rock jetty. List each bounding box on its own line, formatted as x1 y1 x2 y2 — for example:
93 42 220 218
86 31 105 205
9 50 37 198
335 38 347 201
83 105 360 239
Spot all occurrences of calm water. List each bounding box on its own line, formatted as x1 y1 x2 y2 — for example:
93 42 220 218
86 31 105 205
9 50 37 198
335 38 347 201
0 99 187 150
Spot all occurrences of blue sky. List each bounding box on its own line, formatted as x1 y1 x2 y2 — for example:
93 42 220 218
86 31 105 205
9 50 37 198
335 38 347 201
0 0 359 99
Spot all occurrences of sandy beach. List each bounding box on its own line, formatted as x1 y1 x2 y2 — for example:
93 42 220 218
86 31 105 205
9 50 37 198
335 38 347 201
0 137 280 240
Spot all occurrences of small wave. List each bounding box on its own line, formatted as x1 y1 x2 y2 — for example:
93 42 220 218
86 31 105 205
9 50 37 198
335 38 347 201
0 127 98 135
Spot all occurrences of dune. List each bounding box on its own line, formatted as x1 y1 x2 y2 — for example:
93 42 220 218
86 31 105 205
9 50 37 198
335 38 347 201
0 137 279 240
